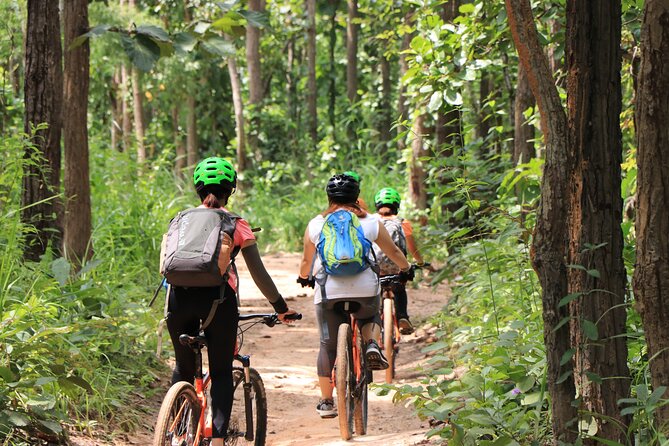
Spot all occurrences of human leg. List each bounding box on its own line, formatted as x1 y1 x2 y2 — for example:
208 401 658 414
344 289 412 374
166 287 201 384
315 302 347 417
352 296 388 370
393 283 414 334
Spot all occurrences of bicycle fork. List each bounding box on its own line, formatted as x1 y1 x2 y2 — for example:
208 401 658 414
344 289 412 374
237 354 255 442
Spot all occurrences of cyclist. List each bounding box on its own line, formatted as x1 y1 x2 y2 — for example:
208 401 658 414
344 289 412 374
165 157 298 446
297 174 413 418
373 187 425 335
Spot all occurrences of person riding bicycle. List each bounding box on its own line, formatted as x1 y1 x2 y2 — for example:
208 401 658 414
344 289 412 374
297 174 413 418
373 187 425 335
165 157 297 446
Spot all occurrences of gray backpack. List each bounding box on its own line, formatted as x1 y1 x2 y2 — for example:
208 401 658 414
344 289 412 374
159 208 239 287
373 217 407 275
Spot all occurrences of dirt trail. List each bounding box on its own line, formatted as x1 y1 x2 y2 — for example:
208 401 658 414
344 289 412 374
72 253 450 446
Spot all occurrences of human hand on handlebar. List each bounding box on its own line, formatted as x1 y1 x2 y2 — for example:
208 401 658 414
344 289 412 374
399 267 415 282
278 310 302 323
296 276 315 288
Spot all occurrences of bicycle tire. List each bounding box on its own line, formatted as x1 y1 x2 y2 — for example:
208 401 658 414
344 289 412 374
336 323 354 440
153 381 200 446
383 298 396 383
353 324 368 436
228 367 267 446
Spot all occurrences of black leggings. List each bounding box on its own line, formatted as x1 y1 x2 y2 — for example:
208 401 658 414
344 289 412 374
391 282 409 320
166 285 239 439
314 296 380 377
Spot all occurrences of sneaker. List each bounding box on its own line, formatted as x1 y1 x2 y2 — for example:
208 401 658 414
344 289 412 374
366 339 389 370
399 318 414 335
316 399 337 418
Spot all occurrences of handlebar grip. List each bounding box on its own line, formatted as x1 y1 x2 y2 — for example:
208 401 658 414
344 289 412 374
284 313 303 321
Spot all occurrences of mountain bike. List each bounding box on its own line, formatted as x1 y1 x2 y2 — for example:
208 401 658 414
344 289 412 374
153 312 301 446
379 264 421 383
333 300 371 441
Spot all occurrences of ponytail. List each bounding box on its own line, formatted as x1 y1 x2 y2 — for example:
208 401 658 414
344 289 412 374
202 193 220 209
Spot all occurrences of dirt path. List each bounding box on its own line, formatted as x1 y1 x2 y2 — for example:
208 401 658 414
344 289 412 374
72 253 450 446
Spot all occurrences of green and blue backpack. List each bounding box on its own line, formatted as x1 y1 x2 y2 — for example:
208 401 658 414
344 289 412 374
316 209 373 276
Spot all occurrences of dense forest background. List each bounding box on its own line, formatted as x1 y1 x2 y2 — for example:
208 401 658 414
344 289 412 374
1 0 669 445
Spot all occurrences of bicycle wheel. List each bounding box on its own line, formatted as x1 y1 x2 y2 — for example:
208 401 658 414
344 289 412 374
383 298 396 383
336 323 354 440
228 367 267 446
153 381 200 446
353 324 368 436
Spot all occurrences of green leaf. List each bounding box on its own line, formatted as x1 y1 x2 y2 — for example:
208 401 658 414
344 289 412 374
240 10 270 29
174 32 198 54
427 91 443 112
70 24 113 49
581 319 599 341
64 375 94 394
37 419 62 434
586 371 603 384
518 375 535 392
560 348 575 366
135 24 170 42
51 257 71 286
586 269 601 278
459 3 476 13
559 293 582 308
201 36 236 58
0 366 15 382
121 34 161 72
3 410 29 427
556 370 573 384
193 21 212 34
521 392 542 406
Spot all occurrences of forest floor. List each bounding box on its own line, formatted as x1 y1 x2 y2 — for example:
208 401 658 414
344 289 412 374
70 252 452 446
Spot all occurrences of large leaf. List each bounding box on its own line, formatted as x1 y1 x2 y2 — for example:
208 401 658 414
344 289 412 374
201 36 236 58
51 257 71 286
174 32 198 55
240 10 270 29
70 24 113 49
120 34 161 72
135 24 170 42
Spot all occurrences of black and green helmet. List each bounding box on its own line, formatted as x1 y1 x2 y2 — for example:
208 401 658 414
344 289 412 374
193 157 237 191
343 170 361 183
374 187 401 209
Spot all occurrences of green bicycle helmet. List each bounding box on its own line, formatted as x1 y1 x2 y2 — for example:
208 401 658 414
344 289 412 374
374 187 401 210
193 157 237 191
343 170 361 183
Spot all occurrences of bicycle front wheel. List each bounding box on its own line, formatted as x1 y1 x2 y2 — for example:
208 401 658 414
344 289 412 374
153 381 200 446
336 323 354 440
228 367 267 446
383 298 396 383
353 324 368 436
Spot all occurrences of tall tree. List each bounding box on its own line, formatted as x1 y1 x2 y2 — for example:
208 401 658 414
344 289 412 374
565 1 630 442
633 0 669 427
346 0 358 103
306 0 318 144
513 65 535 164
505 0 577 442
22 0 63 261
397 10 414 151
228 56 247 174
128 0 146 163
63 0 92 266
327 0 340 128
409 111 427 223
246 0 264 162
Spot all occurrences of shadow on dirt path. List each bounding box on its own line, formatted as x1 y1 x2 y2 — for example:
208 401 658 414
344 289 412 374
70 252 451 446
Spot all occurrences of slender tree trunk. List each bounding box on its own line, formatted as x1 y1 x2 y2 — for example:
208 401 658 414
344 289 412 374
397 11 414 151
565 3 630 442
173 106 186 174
228 56 247 174
505 1 577 443
409 112 428 223
63 0 92 267
110 68 123 151
120 64 132 151
22 0 63 261
286 36 297 126
346 0 358 103
513 65 535 164
132 68 146 163
246 0 264 162
328 1 339 129
306 0 318 145
378 49 392 154
186 95 198 170
633 0 669 427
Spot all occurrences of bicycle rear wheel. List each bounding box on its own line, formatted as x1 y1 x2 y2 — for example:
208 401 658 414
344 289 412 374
153 381 200 446
336 323 354 440
383 298 396 383
228 367 267 446
353 324 368 436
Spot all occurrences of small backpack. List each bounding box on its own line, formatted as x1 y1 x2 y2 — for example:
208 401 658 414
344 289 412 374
373 217 407 275
316 209 373 276
159 208 239 287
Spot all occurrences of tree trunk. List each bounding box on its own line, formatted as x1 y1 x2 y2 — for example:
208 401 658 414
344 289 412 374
633 0 669 427
513 65 535 164
228 56 247 175
437 0 462 156
397 11 414 151
246 0 264 163
120 64 132 152
132 68 146 163
505 1 577 443
328 1 339 129
63 0 92 267
306 0 318 145
409 112 428 222
565 2 630 442
346 0 358 103
110 68 123 151
172 106 186 174
378 49 392 154
186 95 198 171
22 0 63 261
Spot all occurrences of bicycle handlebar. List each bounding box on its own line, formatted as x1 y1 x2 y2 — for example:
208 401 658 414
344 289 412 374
378 264 424 286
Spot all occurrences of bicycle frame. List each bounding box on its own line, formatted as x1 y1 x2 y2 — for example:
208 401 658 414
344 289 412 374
331 303 366 395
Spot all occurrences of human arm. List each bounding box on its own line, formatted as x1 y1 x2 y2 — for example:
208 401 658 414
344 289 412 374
375 221 411 271
299 226 317 279
406 234 424 265
241 243 290 314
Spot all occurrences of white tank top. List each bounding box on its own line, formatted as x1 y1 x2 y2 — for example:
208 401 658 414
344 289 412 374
307 212 380 304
